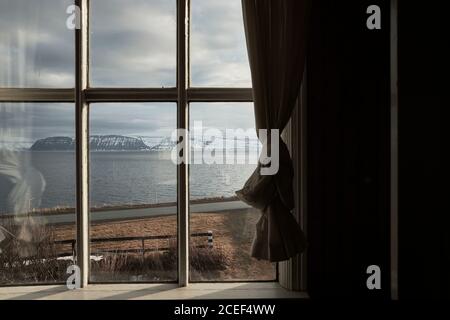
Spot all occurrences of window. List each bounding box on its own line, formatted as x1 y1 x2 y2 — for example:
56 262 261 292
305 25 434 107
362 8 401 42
189 103 276 281
0 0 275 287
0 103 76 285
89 103 177 282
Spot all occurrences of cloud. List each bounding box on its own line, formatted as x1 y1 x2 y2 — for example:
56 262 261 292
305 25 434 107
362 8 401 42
0 0 75 87
0 0 255 142
89 103 176 137
190 0 251 87
0 103 74 146
190 103 255 132
89 0 176 87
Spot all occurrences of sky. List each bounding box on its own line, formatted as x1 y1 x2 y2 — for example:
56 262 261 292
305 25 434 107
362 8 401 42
0 0 255 145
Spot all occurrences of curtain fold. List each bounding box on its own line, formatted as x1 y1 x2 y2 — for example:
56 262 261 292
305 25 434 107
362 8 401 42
236 0 310 262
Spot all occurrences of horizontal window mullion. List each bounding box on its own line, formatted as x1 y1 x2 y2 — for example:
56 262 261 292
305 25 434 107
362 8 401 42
0 88 254 103
187 88 253 102
0 88 74 102
85 88 178 102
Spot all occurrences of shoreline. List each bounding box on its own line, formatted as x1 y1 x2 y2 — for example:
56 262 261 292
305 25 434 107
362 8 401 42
0 195 243 220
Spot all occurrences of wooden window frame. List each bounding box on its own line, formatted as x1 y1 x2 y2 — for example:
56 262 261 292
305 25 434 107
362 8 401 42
0 0 305 291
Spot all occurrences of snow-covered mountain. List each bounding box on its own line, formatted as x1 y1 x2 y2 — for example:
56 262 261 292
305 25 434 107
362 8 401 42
89 135 150 151
137 136 170 149
147 136 177 151
135 134 261 152
29 134 262 152
30 136 74 151
30 135 150 151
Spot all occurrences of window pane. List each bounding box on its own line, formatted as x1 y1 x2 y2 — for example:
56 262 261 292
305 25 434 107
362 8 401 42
0 0 75 88
190 0 252 87
90 0 176 87
189 103 276 281
0 103 76 285
89 103 177 282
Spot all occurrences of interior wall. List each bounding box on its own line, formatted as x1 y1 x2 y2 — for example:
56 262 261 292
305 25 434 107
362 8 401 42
306 0 391 298
398 2 447 299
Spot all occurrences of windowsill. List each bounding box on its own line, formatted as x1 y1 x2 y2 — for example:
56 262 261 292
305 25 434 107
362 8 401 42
0 282 308 300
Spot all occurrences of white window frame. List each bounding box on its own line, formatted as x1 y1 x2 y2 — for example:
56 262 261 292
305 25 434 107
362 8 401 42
0 0 305 290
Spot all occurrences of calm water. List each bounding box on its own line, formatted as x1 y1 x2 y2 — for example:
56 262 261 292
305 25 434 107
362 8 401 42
0 151 256 213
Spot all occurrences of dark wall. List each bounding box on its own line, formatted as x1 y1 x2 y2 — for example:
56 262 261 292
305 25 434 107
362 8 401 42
306 0 391 298
398 2 447 299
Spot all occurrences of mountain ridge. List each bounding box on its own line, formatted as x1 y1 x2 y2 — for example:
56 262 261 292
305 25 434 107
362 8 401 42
29 134 261 151
30 135 150 151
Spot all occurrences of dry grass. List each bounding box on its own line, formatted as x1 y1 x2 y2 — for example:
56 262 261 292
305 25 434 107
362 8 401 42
1 208 276 284
0 220 231 284
90 244 229 282
0 222 71 285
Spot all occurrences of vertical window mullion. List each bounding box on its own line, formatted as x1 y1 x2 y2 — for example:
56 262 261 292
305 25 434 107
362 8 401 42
75 0 90 288
177 0 190 287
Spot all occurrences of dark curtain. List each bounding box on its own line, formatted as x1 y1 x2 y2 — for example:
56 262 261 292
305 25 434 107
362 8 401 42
236 0 310 262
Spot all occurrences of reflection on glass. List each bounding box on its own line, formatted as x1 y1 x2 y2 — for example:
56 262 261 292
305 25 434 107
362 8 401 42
0 0 75 88
90 0 176 87
0 103 75 285
191 0 252 87
89 103 177 282
189 103 276 281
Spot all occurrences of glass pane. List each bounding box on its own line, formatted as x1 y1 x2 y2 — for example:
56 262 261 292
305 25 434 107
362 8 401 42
90 0 176 87
0 0 75 88
191 0 252 87
0 103 76 285
89 103 177 282
189 103 276 281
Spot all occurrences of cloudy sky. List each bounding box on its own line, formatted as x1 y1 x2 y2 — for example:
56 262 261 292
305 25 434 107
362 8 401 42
0 0 254 145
